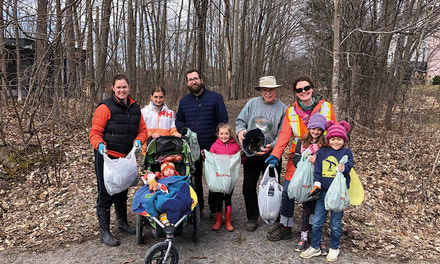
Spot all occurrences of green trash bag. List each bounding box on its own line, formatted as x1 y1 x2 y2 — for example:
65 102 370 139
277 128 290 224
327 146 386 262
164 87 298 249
287 152 313 203
324 155 350 212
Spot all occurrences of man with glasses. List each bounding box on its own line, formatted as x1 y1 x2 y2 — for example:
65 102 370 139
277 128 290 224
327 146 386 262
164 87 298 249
235 76 287 231
176 70 228 217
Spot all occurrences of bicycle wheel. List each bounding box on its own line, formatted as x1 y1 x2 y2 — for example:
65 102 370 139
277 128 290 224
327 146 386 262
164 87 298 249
136 214 146 244
145 242 179 264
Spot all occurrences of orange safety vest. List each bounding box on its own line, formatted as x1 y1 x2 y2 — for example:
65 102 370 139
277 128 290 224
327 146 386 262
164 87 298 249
287 99 335 152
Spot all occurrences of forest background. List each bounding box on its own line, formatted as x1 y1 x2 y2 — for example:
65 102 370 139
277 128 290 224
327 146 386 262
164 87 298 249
0 0 440 262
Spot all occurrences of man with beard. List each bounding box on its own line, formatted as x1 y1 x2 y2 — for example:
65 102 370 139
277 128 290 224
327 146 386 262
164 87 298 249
176 69 228 217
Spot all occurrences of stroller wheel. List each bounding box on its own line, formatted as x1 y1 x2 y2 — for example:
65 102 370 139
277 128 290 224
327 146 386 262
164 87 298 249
136 214 146 244
145 241 179 264
191 204 200 242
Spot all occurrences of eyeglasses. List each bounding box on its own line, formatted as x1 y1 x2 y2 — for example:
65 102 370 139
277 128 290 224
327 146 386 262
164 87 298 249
295 85 312 93
188 77 200 82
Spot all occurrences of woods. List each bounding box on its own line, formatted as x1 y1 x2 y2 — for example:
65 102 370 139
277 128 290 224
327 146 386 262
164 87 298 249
1 1 440 260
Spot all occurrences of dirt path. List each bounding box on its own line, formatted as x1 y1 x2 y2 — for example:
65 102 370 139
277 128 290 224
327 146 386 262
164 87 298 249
0 173 403 264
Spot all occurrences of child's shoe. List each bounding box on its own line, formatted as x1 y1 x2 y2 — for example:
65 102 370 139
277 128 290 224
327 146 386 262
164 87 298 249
326 248 339 262
300 247 321 259
295 238 308 252
212 212 222 231
225 212 234 232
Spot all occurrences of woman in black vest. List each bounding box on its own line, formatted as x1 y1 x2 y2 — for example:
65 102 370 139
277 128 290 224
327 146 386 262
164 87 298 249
89 73 147 246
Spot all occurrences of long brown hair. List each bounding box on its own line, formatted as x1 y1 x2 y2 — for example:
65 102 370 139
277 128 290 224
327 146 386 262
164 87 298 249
302 129 327 148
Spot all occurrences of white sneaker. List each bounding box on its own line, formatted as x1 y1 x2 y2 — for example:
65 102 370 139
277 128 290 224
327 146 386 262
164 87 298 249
326 248 340 262
300 246 321 259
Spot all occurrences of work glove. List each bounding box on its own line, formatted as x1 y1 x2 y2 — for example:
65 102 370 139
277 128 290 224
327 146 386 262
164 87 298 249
98 143 107 155
134 140 142 153
308 185 321 200
264 155 279 168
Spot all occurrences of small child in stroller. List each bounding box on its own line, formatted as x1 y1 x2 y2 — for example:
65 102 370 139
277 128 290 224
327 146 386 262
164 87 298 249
141 162 180 226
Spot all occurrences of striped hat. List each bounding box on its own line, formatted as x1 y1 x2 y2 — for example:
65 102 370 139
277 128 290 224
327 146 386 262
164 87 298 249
326 120 350 142
161 162 177 175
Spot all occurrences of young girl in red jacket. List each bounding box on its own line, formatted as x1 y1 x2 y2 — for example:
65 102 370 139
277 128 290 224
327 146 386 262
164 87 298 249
209 123 241 231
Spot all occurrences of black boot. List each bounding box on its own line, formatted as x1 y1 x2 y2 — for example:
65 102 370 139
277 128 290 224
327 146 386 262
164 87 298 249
97 209 120 247
115 202 136 234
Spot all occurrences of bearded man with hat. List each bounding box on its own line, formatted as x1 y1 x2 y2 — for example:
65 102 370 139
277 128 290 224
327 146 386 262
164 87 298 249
235 76 287 231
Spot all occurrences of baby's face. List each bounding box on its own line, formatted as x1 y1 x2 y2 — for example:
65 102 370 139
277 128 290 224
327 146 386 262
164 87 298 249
163 168 174 177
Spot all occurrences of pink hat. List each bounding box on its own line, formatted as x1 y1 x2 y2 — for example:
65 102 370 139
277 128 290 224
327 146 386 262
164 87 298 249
326 120 350 142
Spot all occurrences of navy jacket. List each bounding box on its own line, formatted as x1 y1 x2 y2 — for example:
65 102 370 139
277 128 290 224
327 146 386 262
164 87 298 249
176 87 228 150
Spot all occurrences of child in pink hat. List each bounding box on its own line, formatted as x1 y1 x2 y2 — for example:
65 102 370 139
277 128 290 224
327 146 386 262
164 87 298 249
300 120 354 262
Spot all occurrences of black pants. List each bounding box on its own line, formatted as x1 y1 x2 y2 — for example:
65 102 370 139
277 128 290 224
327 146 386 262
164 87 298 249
94 150 128 215
213 190 233 212
242 155 281 220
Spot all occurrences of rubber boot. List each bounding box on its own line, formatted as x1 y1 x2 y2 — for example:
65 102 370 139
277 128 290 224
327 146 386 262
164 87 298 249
115 202 136 234
98 209 120 247
225 206 234 232
212 212 222 231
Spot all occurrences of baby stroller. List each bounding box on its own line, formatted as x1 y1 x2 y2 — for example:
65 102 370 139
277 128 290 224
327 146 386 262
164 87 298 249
133 136 200 264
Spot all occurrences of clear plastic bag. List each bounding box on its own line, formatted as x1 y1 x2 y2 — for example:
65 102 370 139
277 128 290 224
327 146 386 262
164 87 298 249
324 155 350 212
203 150 241 194
185 128 200 161
287 153 313 203
103 146 139 195
258 166 282 225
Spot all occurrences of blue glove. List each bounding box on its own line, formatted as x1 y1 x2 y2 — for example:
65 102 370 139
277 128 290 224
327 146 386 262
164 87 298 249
134 140 142 153
265 155 279 168
98 143 107 155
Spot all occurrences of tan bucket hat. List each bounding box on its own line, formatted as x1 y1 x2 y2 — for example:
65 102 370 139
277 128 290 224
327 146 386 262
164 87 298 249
255 76 282 90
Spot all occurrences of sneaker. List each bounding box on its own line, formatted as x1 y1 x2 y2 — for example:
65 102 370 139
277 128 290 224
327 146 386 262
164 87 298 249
266 224 292 241
295 239 308 252
300 247 321 259
246 219 258 231
326 248 339 262
320 242 329 256
267 223 283 233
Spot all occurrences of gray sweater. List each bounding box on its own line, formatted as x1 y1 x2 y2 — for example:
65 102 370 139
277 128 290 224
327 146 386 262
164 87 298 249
235 96 287 148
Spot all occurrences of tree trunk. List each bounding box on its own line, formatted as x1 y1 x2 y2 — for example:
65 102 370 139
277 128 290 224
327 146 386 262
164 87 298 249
331 0 341 118
96 0 112 100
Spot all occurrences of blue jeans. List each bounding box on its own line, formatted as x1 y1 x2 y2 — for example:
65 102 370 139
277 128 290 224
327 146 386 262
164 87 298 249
280 179 295 217
311 191 344 250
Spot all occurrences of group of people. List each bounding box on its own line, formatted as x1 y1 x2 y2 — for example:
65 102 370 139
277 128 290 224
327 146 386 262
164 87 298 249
89 70 354 262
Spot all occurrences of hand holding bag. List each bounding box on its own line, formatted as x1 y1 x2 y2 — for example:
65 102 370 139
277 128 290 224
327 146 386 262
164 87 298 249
324 155 350 212
287 153 313 203
103 146 139 195
258 166 282 225
203 150 241 194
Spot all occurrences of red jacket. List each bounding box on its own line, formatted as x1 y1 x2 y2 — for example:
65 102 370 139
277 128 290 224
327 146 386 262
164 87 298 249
209 138 241 155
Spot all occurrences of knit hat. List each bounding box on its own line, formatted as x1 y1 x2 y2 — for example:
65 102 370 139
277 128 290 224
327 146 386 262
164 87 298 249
307 113 327 131
326 120 350 142
161 162 177 175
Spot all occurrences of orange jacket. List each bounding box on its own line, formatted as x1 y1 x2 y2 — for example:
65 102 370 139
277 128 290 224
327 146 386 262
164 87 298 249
89 96 148 158
270 98 336 181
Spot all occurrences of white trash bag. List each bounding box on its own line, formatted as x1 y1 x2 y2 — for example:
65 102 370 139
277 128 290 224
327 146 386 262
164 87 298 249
258 166 282 225
203 150 241 194
103 146 139 195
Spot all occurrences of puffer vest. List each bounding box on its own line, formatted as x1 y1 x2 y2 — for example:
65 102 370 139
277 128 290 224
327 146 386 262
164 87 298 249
100 95 141 155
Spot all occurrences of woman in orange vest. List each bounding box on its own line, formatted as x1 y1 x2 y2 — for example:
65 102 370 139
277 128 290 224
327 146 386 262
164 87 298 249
264 76 337 251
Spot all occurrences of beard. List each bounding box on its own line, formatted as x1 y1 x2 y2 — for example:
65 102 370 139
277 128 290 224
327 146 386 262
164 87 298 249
187 82 203 94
